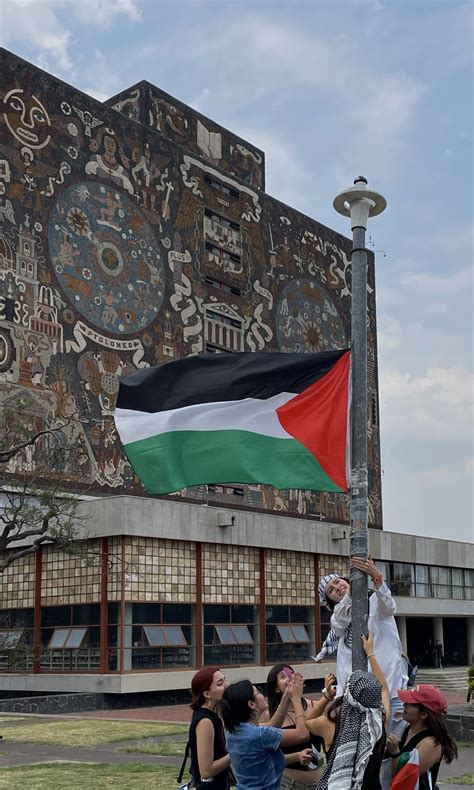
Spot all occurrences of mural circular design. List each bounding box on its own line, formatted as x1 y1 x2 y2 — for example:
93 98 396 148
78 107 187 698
48 182 164 334
276 278 346 353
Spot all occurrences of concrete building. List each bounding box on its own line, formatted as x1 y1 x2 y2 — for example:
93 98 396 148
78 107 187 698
0 49 472 697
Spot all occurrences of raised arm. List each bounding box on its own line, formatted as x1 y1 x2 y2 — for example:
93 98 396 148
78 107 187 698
306 673 336 722
260 686 291 727
278 673 310 747
351 555 396 618
361 631 390 720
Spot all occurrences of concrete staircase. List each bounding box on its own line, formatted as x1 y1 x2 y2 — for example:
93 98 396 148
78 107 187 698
415 667 468 693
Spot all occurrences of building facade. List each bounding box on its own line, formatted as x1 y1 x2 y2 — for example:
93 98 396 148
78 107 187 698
0 50 472 695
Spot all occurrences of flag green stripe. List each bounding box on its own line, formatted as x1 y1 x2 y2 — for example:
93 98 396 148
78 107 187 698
123 429 343 494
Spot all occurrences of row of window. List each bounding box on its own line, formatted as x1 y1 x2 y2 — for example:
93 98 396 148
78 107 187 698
377 562 474 599
0 604 315 671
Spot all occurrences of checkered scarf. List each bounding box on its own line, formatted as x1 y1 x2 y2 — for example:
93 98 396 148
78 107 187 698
317 670 383 790
313 624 352 662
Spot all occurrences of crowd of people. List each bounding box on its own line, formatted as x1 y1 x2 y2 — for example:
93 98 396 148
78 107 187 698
182 557 458 790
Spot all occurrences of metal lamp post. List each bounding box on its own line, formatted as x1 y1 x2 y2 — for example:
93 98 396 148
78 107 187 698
333 176 387 671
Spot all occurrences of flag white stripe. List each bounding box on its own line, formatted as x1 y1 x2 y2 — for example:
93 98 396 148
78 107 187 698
114 392 297 446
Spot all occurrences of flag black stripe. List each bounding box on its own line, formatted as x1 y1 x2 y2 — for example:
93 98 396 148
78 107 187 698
117 350 350 414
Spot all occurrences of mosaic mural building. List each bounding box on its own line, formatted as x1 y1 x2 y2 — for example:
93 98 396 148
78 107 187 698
1 50 472 694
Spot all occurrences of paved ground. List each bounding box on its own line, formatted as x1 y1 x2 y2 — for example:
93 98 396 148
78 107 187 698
75 688 469 723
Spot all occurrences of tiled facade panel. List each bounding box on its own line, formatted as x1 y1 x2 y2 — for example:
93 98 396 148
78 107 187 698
123 537 196 602
41 540 101 605
202 543 260 604
265 549 314 605
0 551 35 609
0 49 382 527
107 535 123 602
319 553 350 580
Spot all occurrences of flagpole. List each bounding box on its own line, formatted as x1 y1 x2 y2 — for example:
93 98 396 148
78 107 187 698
333 177 387 671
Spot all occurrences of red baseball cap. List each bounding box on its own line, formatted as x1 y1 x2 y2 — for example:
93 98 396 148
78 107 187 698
398 685 448 714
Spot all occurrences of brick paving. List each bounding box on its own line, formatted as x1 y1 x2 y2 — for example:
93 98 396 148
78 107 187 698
76 689 469 724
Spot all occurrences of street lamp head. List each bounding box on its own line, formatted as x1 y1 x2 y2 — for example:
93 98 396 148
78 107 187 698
333 176 387 230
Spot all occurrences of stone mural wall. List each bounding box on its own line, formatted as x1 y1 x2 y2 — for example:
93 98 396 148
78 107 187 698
108 81 265 189
0 49 382 527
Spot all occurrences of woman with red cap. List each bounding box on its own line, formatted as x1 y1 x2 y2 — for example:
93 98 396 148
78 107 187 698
187 666 232 788
387 684 457 790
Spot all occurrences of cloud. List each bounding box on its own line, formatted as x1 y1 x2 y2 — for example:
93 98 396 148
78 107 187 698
236 127 306 208
380 365 474 440
382 456 473 541
1 0 142 71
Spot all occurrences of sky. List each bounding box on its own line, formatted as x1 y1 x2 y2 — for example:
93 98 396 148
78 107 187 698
1 0 473 543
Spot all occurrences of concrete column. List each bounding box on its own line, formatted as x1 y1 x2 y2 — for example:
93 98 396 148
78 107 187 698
467 618 474 666
433 617 443 644
396 616 407 652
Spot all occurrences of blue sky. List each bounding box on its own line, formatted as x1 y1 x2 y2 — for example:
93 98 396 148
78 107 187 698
2 0 473 542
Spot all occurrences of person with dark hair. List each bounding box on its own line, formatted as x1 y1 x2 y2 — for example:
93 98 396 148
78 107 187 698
221 674 312 789
188 666 231 788
387 685 458 790
262 663 336 788
306 633 390 790
317 654 388 790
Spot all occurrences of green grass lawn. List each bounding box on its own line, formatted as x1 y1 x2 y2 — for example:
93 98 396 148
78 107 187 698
444 774 474 786
119 740 186 756
0 762 182 789
0 716 28 722
2 719 187 748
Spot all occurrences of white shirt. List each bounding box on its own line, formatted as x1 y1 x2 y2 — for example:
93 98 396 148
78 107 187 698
331 581 404 698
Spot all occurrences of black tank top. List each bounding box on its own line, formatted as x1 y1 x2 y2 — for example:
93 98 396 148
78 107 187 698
399 727 441 790
188 708 230 789
280 720 325 773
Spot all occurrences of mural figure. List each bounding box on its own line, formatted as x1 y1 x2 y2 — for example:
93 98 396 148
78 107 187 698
85 130 134 194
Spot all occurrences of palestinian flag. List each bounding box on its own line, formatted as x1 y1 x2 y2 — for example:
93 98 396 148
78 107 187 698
114 349 351 495
389 749 419 790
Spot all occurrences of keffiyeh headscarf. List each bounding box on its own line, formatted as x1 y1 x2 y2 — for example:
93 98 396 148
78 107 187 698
313 624 352 662
317 670 383 790
319 574 340 608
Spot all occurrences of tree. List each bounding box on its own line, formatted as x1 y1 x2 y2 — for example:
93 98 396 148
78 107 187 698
0 395 90 573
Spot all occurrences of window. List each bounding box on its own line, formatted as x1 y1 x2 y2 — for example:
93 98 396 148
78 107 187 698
276 625 310 643
204 174 240 199
215 625 253 645
130 603 194 670
390 563 414 596
48 627 87 649
266 606 314 663
415 565 431 598
204 276 241 297
451 568 465 600
204 604 257 666
143 625 187 647
40 605 100 672
204 208 240 232
205 242 242 273
431 567 451 599
204 209 242 256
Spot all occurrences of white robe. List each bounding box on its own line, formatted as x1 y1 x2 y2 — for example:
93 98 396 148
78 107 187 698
331 581 404 699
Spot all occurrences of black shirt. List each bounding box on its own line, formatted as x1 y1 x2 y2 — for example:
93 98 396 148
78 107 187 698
398 726 441 790
188 707 230 789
